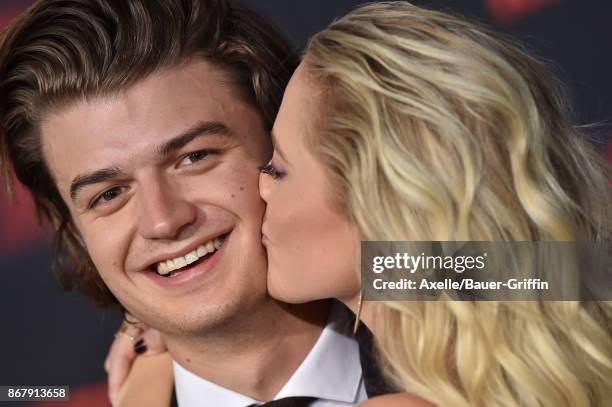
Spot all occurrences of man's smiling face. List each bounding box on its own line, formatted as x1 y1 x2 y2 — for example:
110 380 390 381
40 60 272 335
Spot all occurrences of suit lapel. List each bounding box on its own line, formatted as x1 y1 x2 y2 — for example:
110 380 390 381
355 318 398 397
170 386 178 407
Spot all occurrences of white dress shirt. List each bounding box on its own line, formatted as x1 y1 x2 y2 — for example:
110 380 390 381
174 302 368 406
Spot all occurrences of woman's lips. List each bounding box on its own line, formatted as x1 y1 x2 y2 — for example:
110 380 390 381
261 224 269 242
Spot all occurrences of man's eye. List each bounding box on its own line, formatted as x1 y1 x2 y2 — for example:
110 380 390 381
178 150 218 167
91 186 125 208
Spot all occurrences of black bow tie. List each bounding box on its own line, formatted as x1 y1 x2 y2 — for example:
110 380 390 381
246 396 317 407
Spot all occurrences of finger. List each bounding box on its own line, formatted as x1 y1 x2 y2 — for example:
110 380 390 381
106 323 143 404
108 335 139 405
105 332 123 375
118 322 144 341
139 329 167 354
108 328 166 404
106 323 141 373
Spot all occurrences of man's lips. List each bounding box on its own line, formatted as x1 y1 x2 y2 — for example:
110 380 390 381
142 233 229 287
139 228 232 272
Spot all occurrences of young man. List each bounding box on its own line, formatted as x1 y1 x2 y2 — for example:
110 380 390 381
0 1 390 406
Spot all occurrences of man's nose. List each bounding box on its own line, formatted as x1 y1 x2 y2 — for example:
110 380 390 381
137 179 197 240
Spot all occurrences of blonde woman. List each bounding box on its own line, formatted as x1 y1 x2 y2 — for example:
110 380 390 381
108 2 612 406
258 2 611 406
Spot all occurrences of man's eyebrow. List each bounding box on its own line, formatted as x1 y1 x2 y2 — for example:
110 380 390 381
68 121 232 204
155 121 233 157
70 167 124 203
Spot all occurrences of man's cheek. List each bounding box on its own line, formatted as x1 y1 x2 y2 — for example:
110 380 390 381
206 165 264 212
231 166 267 206
82 225 128 276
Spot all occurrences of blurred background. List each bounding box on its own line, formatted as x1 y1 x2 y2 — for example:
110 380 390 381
1 0 611 405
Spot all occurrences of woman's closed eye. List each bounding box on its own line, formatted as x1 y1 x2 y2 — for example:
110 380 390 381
259 163 286 180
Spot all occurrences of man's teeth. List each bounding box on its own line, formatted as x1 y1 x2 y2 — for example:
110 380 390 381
156 237 224 275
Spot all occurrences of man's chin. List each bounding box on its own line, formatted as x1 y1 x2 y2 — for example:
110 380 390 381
135 296 255 338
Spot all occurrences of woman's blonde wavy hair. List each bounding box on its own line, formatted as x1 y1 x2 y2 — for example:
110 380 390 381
304 2 612 406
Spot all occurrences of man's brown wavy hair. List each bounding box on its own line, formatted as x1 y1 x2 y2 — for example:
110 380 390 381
0 0 298 308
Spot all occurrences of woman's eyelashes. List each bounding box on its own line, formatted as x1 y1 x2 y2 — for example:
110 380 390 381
259 163 286 180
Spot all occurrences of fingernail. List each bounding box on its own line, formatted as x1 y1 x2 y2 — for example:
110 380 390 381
134 338 147 354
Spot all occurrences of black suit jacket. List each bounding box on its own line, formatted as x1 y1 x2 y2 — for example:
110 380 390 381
355 321 397 398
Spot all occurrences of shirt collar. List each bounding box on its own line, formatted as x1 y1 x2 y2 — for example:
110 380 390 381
173 301 363 407
174 361 257 407
274 301 362 403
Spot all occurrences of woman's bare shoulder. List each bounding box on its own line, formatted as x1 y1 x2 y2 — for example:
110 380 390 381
359 393 435 407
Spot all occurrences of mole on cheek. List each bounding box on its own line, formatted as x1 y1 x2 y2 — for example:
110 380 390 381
239 186 244 191
231 194 235 198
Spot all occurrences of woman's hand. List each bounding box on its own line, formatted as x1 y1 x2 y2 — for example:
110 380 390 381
105 320 167 406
